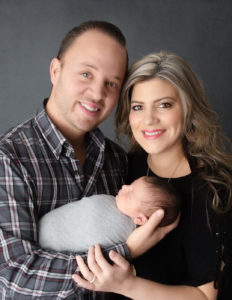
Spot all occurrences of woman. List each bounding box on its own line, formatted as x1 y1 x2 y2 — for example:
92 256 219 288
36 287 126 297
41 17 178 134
73 52 232 299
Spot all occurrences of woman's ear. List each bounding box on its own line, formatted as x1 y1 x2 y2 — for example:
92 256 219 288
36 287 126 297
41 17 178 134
50 58 61 84
133 213 149 226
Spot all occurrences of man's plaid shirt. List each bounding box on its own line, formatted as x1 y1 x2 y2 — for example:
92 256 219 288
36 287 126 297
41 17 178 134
0 103 128 299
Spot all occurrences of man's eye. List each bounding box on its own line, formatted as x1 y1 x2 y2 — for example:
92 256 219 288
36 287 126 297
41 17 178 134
107 81 116 88
82 72 91 78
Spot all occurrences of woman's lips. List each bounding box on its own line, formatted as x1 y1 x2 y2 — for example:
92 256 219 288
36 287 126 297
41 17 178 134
142 129 165 139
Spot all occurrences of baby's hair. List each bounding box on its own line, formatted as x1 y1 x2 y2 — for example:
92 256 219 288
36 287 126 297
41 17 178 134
142 176 181 226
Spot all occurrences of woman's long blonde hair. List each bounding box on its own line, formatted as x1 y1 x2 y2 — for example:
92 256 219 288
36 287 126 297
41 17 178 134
115 51 232 213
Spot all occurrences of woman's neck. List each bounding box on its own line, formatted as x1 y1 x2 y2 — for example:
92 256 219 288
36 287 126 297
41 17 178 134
147 150 191 179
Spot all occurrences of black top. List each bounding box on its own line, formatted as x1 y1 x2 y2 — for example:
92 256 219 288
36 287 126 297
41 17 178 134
128 151 219 287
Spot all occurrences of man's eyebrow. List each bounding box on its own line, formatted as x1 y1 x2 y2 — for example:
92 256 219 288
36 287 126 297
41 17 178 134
79 62 98 71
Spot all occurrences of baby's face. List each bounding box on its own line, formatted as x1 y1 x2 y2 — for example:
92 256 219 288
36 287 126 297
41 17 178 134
115 177 148 217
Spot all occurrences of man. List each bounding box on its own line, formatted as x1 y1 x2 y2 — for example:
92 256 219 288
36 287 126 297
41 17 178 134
0 20 128 299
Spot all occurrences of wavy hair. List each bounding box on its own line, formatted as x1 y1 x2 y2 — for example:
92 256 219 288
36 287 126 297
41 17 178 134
115 51 232 213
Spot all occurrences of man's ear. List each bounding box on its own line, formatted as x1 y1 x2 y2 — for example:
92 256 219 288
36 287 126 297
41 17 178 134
133 213 149 226
50 58 61 84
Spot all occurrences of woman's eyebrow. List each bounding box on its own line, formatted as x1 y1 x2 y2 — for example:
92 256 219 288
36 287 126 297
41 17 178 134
131 97 175 103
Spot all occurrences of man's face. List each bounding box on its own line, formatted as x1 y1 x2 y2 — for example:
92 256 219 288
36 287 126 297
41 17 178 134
48 30 127 139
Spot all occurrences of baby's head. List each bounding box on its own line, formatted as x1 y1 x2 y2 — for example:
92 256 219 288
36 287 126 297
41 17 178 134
115 176 180 226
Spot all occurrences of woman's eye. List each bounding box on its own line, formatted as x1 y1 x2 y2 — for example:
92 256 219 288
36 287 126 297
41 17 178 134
159 102 172 108
131 105 143 111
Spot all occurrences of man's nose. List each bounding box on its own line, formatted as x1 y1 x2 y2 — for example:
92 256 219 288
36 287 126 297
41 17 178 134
89 80 106 101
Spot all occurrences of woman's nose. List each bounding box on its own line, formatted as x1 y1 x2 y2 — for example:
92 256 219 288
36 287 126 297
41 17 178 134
143 111 159 125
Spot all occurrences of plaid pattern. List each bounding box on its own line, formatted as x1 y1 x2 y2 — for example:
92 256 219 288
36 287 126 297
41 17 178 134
0 103 128 299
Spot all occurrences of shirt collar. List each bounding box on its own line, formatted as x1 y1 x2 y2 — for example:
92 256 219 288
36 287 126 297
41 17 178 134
88 128 105 153
35 100 106 159
35 102 66 159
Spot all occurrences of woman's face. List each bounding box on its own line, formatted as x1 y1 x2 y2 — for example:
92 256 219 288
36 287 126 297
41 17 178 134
129 78 184 157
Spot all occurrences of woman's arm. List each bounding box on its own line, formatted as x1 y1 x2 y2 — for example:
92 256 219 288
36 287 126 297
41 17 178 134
73 245 217 300
126 209 179 258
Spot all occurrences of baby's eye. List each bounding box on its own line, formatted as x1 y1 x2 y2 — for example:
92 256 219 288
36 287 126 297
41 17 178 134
131 104 143 111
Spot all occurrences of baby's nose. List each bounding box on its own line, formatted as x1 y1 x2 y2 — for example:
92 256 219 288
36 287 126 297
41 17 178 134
121 185 128 192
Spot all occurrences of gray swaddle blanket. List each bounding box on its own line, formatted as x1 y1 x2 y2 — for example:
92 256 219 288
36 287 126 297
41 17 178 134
39 194 136 252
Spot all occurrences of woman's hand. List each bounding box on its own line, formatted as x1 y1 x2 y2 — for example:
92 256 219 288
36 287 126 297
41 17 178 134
73 239 217 300
127 209 180 259
72 211 179 293
73 245 135 294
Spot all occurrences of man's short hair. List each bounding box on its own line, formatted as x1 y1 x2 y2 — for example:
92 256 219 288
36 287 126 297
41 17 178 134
57 20 127 60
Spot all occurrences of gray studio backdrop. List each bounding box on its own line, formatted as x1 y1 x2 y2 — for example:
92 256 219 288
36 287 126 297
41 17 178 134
0 0 232 148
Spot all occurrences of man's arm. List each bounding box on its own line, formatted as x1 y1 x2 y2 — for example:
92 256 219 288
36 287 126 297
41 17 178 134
0 153 129 298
